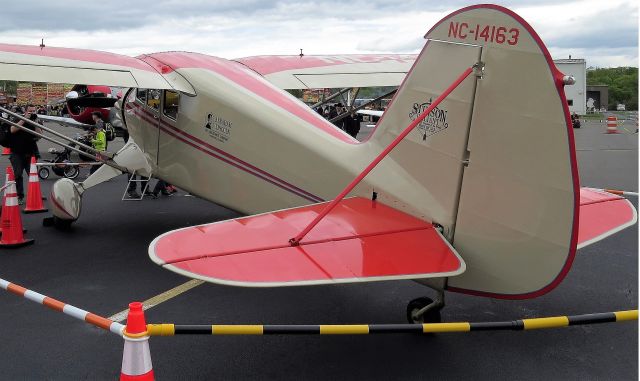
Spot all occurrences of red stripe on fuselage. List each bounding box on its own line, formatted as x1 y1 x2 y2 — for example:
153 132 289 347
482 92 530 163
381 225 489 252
132 103 321 201
129 105 323 203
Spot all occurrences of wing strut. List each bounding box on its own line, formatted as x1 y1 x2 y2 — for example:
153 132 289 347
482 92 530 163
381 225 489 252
288 65 477 246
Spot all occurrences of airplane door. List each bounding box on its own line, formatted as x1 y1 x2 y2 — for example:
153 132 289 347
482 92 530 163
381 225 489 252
143 89 161 165
156 90 180 173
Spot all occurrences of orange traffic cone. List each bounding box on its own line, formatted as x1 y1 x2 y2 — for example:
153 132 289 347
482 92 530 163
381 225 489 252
1 172 8 213
1 147 10 155
0 167 34 248
1 170 26 237
120 302 154 381
0 172 7 224
24 156 47 214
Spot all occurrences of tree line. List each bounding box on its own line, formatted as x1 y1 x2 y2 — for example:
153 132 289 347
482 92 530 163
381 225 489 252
0 80 17 94
587 67 638 111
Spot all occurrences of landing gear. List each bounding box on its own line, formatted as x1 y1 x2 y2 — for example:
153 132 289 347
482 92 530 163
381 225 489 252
407 297 441 323
406 289 445 324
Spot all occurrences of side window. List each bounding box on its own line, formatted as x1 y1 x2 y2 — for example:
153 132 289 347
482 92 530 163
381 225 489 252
163 90 180 120
136 89 147 103
147 89 161 110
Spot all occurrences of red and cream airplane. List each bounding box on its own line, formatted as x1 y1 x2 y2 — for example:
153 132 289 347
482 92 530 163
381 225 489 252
0 5 635 322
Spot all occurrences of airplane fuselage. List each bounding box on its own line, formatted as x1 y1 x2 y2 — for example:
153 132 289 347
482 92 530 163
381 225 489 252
122 53 441 226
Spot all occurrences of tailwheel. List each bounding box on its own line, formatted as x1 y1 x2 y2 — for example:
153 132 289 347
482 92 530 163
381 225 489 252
406 297 442 324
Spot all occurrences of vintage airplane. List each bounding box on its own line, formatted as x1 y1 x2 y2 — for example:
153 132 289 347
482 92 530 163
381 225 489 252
0 4 636 323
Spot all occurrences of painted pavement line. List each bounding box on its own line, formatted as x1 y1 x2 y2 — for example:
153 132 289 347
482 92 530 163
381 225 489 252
108 279 205 322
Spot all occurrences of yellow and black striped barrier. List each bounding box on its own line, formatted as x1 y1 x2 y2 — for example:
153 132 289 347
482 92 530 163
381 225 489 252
147 310 637 336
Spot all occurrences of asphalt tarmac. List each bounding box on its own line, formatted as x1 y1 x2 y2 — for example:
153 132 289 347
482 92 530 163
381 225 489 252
0 119 637 380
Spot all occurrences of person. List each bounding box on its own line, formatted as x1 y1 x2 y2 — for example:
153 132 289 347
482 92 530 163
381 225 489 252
89 112 106 175
332 104 347 130
328 105 338 120
151 179 178 197
32 112 43 159
9 105 41 204
344 112 362 138
120 129 151 199
571 112 581 129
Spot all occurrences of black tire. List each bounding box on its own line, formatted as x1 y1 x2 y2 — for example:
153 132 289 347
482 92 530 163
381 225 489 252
63 165 80 180
52 160 67 177
38 167 50 180
53 216 73 230
406 297 442 324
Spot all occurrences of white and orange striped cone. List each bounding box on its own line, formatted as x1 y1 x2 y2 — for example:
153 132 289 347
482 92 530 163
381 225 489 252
1 170 26 237
1 147 10 156
605 115 619 134
0 167 34 248
1 172 8 215
120 302 154 381
24 156 47 214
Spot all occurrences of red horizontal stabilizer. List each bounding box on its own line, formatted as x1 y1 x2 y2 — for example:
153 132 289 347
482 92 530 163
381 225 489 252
578 188 637 248
149 197 465 287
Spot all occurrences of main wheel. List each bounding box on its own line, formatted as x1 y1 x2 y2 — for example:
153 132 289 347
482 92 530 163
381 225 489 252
38 167 50 180
53 216 73 230
63 165 80 180
406 297 442 324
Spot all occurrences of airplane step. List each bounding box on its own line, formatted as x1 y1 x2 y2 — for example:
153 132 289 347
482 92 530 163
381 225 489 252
121 170 151 201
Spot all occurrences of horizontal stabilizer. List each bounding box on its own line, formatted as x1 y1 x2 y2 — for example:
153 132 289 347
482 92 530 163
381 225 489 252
149 197 465 287
578 188 637 249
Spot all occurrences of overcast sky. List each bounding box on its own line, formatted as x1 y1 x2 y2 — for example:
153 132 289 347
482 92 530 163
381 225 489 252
0 0 637 67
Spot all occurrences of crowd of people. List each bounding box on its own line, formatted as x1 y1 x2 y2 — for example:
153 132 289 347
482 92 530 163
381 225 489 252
315 103 363 138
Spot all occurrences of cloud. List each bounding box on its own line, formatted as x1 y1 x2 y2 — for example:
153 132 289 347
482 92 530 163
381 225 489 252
0 0 636 67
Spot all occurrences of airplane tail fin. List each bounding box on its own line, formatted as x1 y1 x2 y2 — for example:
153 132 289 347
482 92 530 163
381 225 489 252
364 5 582 298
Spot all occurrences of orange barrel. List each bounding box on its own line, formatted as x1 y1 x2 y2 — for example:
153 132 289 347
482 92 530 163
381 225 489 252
606 115 618 134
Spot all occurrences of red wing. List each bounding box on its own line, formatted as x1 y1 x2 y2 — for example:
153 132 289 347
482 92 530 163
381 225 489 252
578 188 637 248
0 43 195 94
149 197 465 287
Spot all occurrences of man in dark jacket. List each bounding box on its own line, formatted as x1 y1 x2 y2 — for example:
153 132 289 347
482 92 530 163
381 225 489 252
10 105 41 204
344 112 362 138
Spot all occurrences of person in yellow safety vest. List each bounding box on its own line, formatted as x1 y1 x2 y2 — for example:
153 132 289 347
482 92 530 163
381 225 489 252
89 111 107 174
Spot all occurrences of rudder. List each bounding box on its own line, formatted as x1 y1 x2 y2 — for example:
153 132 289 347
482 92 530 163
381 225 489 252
365 5 578 298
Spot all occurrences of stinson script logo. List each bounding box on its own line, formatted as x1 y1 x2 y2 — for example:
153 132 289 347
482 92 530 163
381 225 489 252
204 113 232 143
408 99 448 140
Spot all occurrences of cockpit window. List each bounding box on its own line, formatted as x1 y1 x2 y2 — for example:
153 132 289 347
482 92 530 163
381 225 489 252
136 89 147 103
163 91 180 120
147 89 161 110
